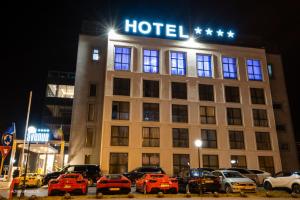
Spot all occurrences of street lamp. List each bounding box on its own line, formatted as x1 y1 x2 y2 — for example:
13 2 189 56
20 126 36 197
194 139 203 168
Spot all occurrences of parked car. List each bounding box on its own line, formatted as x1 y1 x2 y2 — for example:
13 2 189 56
123 166 166 184
96 174 131 194
249 169 271 185
212 170 257 193
14 173 43 188
135 174 178 194
177 168 220 193
225 168 259 184
43 164 101 185
263 171 300 193
48 173 88 196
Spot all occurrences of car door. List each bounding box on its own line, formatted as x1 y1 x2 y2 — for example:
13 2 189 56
271 172 285 187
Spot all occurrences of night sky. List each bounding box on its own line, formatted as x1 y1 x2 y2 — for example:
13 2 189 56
1 0 300 140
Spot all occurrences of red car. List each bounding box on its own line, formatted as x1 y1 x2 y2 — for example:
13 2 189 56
48 173 88 196
96 174 131 194
136 174 178 194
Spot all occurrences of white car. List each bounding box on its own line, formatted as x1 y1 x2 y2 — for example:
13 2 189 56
263 171 300 193
212 170 256 193
249 169 271 185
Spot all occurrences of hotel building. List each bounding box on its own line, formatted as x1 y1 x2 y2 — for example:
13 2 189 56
69 21 298 175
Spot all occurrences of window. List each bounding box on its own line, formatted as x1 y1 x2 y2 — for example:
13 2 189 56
109 153 128 174
142 153 160 167
173 154 190 176
253 109 268 127
247 59 262 81
201 129 217 148
197 54 212 77
111 126 129 146
142 127 159 147
267 64 273 79
92 48 100 61
200 106 216 124
199 84 214 101
258 156 274 174
222 57 237 79
112 101 129 120
170 51 186 76
172 82 187 99
143 49 159 73
87 104 95 121
113 78 130 96
256 132 272 150
45 105 72 118
172 128 189 148
225 86 240 103
203 155 219 169
231 155 247 168
229 131 245 149
114 46 131 71
84 155 91 164
143 80 159 98
143 103 159 121
46 84 74 98
250 88 265 104
227 108 243 125
85 128 94 147
89 84 97 97
172 105 188 123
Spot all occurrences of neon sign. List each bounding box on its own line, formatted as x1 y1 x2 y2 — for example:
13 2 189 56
26 128 50 143
124 19 235 39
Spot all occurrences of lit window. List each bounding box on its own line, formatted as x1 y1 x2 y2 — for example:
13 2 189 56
111 126 129 146
267 64 273 79
222 57 237 79
170 51 186 76
142 153 160 167
46 84 74 98
109 153 128 174
92 48 100 61
114 46 131 71
85 128 95 147
197 54 212 77
144 49 159 73
247 59 262 81
231 155 247 168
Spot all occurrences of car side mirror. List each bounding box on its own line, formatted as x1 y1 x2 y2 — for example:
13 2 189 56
219 176 223 182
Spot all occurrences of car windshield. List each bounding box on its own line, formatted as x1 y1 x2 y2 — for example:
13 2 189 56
294 172 300 176
150 175 165 178
190 169 211 177
223 171 244 178
63 175 79 179
106 174 122 179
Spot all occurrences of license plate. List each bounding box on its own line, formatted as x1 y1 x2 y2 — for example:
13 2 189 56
109 188 120 191
245 186 253 190
205 180 214 183
161 184 169 187
64 185 71 188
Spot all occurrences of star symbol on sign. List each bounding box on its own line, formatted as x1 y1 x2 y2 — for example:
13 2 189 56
217 29 224 37
205 28 213 36
227 30 235 38
194 27 202 35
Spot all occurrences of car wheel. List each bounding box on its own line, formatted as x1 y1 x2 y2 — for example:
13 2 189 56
292 184 300 194
263 181 273 191
225 184 232 194
143 184 147 194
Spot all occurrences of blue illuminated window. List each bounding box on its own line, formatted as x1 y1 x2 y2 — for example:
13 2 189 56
144 49 159 73
114 47 131 71
222 57 237 79
171 51 186 76
247 59 262 81
197 54 212 77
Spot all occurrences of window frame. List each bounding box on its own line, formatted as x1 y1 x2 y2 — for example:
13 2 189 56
229 130 245 149
170 51 187 76
112 101 130 120
200 106 216 124
255 132 272 150
227 107 243 125
172 128 189 148
109 153 128 174
246 59 263 81
143 103 160 122
142 153 160 167
222 56 238 79
253 109 269 127
201 129 217 148
110 126 129 146
114 46 131 71
142 127 160 147
202 154 219 169
172 104 188 123
196 54 213 78
143 49 159 73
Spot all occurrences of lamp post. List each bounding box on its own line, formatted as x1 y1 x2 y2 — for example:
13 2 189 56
194 139 203 168
20 126 36 197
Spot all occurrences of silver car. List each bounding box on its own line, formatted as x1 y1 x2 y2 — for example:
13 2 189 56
212 170 257 193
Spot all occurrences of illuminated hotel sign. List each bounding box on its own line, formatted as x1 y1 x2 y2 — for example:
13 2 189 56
124 19 235 39
26 128 50 143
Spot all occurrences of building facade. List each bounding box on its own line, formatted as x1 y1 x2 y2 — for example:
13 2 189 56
69 28 291 175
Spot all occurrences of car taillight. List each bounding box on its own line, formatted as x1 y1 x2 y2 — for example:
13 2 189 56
149 179 157 183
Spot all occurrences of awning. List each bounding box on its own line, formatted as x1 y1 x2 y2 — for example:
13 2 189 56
17 144 58 154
